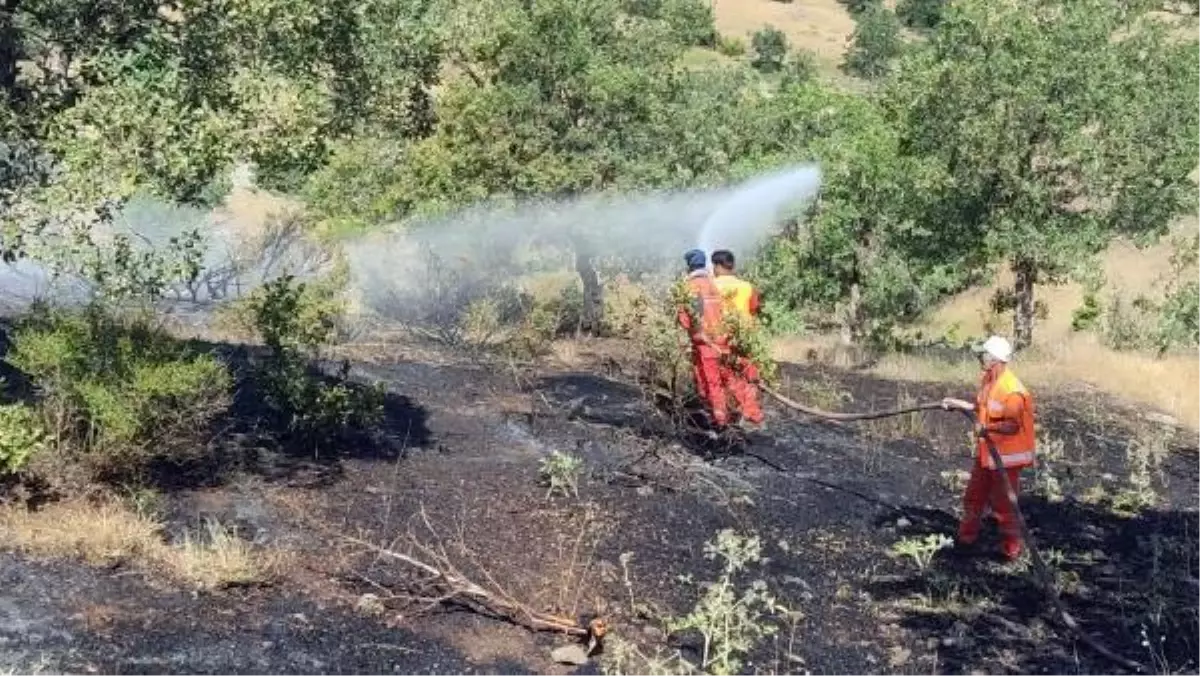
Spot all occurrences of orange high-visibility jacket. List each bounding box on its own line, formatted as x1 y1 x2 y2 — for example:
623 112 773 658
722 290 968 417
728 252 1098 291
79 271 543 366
713 275 761 321
974 367 1036 469
678 271 726 345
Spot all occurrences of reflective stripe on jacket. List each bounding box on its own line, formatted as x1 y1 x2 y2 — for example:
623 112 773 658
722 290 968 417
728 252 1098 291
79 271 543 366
975 367 1036 469
678 271 726 345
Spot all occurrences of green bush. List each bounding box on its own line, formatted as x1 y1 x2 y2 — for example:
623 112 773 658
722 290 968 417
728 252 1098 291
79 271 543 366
0 402 48 475
842 6 903 79
1100 293 1156 351
1156 279 1199 352
1070 284 1104 332
248 275 384 450
661 0 717 47
716 35 747 58
8 305 232 478
622 0 715 46
896 0 946 30
750 26 789 73
780 49 820 88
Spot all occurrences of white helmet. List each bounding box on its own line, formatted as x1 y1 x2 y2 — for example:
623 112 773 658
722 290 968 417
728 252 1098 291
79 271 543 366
972 335 1014 362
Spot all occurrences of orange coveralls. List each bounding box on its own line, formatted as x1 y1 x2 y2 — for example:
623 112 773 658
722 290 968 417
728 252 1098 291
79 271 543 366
959 364 1037 560
678 271 763 428
713 274 764 425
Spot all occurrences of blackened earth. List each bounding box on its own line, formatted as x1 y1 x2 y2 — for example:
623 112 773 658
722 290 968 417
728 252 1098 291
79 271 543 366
1 346 1195 675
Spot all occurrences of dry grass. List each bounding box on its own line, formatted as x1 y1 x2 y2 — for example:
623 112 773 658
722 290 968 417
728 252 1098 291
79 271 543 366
0 500 163 566
712 0 857 74
171 518 280 590
0 499 279 590
781 333 1200 431
773 221 1200 431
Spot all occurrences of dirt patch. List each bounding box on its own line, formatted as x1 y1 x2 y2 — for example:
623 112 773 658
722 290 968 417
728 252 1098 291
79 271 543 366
713 0 857 72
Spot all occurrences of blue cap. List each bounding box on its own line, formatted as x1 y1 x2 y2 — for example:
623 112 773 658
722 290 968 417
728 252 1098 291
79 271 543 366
684 249 706 271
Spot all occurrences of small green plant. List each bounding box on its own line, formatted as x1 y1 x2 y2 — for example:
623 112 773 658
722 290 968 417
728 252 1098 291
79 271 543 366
1031 432 1066 503
249 275 384 450
666 530 785 675
1112 423 1172 515
716 35 746 58
539 451 583 499
0 402 48 474
890 533 953 570
1071 277 1104 332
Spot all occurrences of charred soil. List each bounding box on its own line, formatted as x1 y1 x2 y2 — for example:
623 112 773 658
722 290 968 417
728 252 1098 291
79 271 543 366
0 344 1196 675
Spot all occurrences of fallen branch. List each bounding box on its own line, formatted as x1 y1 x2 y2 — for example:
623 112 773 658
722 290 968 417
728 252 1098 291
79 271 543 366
340 513 591 638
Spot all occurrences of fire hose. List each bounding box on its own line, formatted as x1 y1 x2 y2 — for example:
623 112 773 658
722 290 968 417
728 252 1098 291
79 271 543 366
757 383 1147 673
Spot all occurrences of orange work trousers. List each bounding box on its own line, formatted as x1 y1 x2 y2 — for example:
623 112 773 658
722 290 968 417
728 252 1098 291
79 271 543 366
723 357 763 425
959 463 1024 559
690 346 763 428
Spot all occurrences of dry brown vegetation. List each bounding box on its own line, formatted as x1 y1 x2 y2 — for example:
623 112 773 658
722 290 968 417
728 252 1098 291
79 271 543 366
773 217 1200 431
712 0 858 73
0 499 280 590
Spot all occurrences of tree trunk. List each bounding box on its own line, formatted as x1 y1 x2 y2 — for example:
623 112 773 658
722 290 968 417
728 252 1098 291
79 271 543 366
841 281 862 346
0 0 22 101
574 247 603 337
1012 257 1037 349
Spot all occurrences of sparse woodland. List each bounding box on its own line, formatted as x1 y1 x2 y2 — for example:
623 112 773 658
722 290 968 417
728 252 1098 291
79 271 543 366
0 0 1197 674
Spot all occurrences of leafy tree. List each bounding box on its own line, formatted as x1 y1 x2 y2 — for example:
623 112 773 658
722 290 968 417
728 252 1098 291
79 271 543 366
750 85 956 344
885 0 1200 347
842 6 903 80
307 0 733 333
751 26 789 73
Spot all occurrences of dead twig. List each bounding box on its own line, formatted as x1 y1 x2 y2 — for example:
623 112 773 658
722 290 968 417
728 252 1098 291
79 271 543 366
339 504 594 639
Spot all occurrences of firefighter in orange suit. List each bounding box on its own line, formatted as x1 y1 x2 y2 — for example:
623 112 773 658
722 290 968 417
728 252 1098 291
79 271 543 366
942 335 1036 560
710 250 764 429
677 249 731 429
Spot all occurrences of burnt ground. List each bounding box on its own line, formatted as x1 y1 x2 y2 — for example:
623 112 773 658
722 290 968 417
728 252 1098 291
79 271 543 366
0 343 1197 675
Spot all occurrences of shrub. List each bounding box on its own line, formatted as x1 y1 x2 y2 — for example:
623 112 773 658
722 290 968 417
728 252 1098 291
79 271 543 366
622 0 715 45
630 281 693 410
0 402 48 475
716 35 747 58
1070 286 1104 332
780 50 820 88
895 0 945 30
8 306 232 479
1101 293 1157 351
1156 279 1198 352
666 530 785 675
842 6 903 79
248 275 383 450
661 0 717 47
723 314 779 385
750 26 789 73
539 451 583 499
